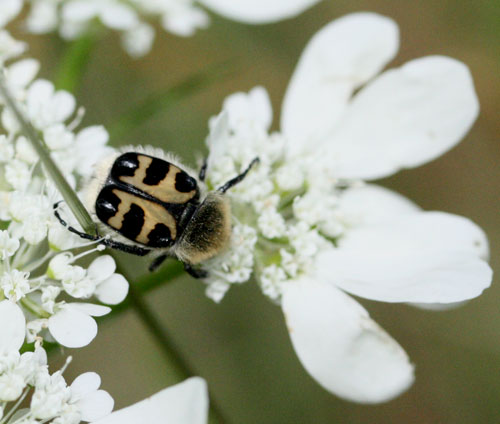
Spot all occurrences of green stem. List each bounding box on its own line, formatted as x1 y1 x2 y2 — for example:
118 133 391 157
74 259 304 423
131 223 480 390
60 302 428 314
122 263 228 424
0 76 96 235
54 34 98 93
126 282 191 380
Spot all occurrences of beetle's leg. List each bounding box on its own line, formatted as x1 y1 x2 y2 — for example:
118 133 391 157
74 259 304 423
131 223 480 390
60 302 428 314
53 202 151 256
149 254 168 272
102 239 151 256
53 201 100 241
183 263 208 279
217 157 259 193
199 158 208 181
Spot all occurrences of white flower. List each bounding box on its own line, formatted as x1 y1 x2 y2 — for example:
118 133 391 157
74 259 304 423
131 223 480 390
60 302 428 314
31 370 71 419
61 372 114 422
17 0 320 57
4 59 40 101
5 159 31 191
61 265 94 299
25 0 59 33
26 80 76 130
0 229 19 259
121 22 155 59
73 125 113 178
48 303 111 348
0 52 132 353
0 134 14 162
198 0 321 24
257 207 286 239
202 12 492 403
0 0 22 28
43 124 75 150
0 300 25 355
87 255 129 305
1 269 31 301
0 30 26 64
204 224 257 301
93 377 208 424
16 135 38 164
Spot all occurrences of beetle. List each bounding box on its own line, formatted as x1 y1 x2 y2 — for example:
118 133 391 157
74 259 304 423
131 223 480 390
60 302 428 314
54 147 259 278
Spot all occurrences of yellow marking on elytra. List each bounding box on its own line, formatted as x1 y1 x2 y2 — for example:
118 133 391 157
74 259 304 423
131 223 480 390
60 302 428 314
108 189 177 244
136 197 177 242
118 154 196 204
107 190 134 232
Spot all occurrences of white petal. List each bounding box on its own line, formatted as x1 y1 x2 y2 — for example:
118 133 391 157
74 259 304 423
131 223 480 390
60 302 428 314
317 211 492 303
198 0 320 23
282 13 399 153
282 279 414 403
223 86 272 131
7 59 40 88
0 300 25 353
95 274 129 305
121 23 155 58
51 90 76 123
48 307 97 348
62 0 98 23
27 79 54 116
99 3 138 30
71 372 101 399
68 302 111 317
0 0 22 27
327 56 479 179
337 184 420 227
161 5 208 37
92 378 208 424
25 0 58 33
88 255 116 281
79 390 114 421
76 125 109 147
74 125 112 177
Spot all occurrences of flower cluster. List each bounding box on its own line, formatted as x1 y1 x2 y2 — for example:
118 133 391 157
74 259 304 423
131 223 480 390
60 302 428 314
0 22 128 350
0 299 209 423
202 13 492 403
0 301 113 423
5 0 321 58
0 19 212 423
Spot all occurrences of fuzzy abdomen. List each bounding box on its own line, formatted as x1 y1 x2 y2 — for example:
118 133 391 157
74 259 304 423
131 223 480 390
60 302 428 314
174 193 231 264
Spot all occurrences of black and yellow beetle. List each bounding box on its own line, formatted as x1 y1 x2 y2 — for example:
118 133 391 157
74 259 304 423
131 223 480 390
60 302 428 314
55 147 258 278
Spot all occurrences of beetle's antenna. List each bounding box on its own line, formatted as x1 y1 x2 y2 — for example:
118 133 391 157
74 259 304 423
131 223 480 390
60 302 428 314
217 157 259 193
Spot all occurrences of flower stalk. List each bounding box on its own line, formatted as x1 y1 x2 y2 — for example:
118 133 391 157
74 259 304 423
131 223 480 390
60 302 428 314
116 258 228 424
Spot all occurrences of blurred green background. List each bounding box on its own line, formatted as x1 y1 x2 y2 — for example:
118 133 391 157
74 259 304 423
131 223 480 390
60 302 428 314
12 0 500 422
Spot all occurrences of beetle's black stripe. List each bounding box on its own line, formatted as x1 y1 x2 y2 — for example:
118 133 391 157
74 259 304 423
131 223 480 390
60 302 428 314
120 203 145 241
143 158 169 186
111 153 139 179
175 172 197 193
95 187 121 223
147 223 174 248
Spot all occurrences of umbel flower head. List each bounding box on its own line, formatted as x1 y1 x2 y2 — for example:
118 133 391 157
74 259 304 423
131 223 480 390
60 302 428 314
7 0 321 58
0 23 129 349
0 300 114 423
200 12 492 403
